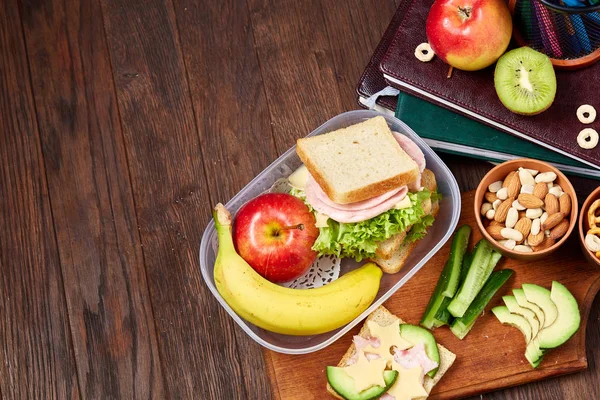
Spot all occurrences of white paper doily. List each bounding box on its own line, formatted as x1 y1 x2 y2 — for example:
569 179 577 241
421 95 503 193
282 254 341 289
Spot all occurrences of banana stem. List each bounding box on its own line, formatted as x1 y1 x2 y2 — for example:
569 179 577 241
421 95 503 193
214 203 232 227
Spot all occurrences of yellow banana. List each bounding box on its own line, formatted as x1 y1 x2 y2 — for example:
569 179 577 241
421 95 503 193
212 204 383 336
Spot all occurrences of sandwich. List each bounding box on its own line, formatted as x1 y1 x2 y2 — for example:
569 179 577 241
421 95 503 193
326 306 456 400
288 116 440 273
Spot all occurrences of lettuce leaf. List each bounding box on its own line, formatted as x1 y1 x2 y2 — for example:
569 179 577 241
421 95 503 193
292 188 435 261
405 214 435 244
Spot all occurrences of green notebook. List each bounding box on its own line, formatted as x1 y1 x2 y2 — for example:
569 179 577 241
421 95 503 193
394 92 600 179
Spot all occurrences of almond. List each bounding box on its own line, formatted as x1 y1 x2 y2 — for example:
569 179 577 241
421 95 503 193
527 231 544 247
532 182 548 199
518 210 527 219
519 169 536 186
544 193 559 215
559 193 572 216
502 170 517 187
549 219 569 240
494 197 514 223
507 174 521 198
518 193 544 209
486 225 504 240
532 237 556 252
542 212 563 230
484 191 497 203
489 219 504 227
514 217 532 242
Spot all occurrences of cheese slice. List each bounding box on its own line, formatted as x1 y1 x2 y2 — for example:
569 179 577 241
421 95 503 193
394 195 412 210
342 350 387 392
288 164 309 190
314 212 329 228
364 320 412 361
387 362 428 400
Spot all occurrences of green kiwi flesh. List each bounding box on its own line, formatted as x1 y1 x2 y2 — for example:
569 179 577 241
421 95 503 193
494 47 556 116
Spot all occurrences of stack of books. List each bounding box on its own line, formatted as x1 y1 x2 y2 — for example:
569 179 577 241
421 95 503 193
356 0 600 179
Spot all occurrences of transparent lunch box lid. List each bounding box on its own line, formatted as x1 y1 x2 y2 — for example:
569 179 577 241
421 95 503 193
199 110 461 354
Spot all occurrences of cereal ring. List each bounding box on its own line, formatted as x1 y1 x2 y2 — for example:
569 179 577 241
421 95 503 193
415 43 435 62
577 104 596 124
577 128 599 149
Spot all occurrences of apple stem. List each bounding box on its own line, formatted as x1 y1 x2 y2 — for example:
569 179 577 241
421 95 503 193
280 224 305 231
447 66 454 79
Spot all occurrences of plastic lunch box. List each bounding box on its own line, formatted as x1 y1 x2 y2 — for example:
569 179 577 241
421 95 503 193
199 110 461 354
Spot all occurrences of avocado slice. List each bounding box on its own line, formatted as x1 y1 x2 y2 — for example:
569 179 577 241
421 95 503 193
326 367 398 400
525 344 544 368
399 324 440 378
513 288 546 329
503 296 541 337
492 306 532 343
538 281 581 349
525 337 544 367
522 284 558 328
503 296 543 360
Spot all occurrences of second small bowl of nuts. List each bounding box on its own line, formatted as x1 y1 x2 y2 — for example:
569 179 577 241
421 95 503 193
578 186 600 268
474 159 578 261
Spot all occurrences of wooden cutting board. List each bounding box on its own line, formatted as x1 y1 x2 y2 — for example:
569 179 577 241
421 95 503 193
263 191 600 399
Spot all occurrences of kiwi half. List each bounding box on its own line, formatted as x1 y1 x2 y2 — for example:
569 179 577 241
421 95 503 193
494 47 557 116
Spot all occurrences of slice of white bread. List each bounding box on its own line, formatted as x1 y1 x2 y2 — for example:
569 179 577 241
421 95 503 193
326 306 456 399
372 170 439 276
296 116 419 204
374 169 437 260
373 198 439 275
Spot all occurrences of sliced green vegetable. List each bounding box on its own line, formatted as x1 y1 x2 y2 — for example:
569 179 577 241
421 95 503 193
447 241 498 318
458 248 473 286
326 367 398 400
420 260 451 330
450 269 513 339
433 296 453 327
441 225 471 298
399 324 440 378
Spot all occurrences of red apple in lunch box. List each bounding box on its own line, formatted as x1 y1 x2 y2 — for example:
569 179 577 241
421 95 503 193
233 193 319 283
426 0 512 71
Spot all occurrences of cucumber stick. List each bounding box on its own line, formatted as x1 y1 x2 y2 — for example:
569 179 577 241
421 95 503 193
450 269 514 339
420 260 451 329
421 225 471 329
447 240 499 318
441 225 471 298
421 226 471 329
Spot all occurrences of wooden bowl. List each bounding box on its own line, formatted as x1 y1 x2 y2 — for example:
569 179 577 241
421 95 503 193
578 186 600 268
474 159 578 261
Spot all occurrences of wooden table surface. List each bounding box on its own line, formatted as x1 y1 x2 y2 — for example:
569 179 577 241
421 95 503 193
0 0 598 398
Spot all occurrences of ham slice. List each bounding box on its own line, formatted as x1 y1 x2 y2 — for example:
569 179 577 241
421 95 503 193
311 177 404 212
305 176 408 223
392 132 425 191
348 336 382 364
393 342 438 377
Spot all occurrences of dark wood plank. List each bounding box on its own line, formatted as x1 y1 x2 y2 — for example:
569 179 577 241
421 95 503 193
0 2 80 398
99 0 257 397
320 0 398 112
248 0 346 150
172 0 278 397
18 0 165 397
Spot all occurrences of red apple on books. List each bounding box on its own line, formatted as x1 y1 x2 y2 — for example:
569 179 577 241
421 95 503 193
426 0 512 71
233 193 319 283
